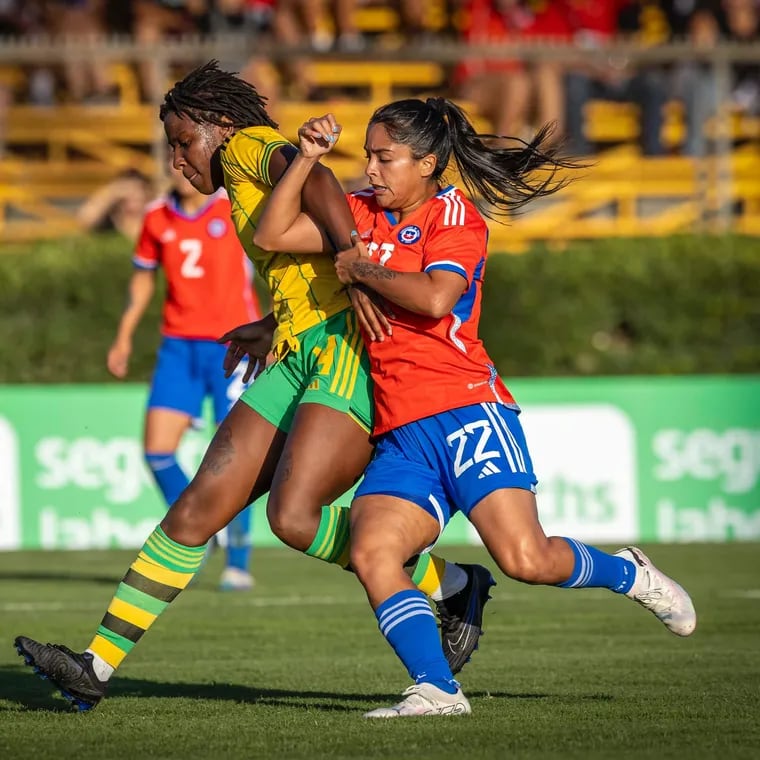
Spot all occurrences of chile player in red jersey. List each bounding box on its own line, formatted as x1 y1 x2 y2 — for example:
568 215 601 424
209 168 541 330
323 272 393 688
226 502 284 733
253 101 697 717
13 66 497 713
107 166 262 591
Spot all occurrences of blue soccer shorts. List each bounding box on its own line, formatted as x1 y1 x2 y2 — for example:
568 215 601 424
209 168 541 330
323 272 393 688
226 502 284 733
355 402 538 536
148 337 249 424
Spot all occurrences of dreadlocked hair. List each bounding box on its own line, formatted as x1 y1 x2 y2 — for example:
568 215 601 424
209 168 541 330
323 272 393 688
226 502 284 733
369 97 581 221
159 59 278 130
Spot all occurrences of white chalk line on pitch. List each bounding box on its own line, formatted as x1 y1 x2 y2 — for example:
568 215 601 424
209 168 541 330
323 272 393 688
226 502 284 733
0 592 519 614
721 589 760 599
0 596 356 613
5 588 759 613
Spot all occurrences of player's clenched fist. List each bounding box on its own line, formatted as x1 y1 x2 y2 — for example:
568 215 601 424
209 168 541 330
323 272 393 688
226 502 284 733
297 114 342 158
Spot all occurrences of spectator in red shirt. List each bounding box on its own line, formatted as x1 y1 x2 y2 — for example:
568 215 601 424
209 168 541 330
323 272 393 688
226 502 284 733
563 0 670 155
452 0 571 142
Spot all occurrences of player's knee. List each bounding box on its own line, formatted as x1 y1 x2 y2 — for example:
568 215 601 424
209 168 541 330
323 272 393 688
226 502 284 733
266 496 318 552
266 501 297 548
349 538 387 587
161 483 221 545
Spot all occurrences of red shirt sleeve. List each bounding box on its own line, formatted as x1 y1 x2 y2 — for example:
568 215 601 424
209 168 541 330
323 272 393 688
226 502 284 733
132 209 161 270
421 205 488 287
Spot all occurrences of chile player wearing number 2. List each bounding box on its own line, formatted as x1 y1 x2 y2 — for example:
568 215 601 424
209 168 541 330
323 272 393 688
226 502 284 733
107 165 262 591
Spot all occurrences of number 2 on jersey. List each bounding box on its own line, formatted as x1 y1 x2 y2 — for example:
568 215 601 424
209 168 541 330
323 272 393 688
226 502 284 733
179 239 205 279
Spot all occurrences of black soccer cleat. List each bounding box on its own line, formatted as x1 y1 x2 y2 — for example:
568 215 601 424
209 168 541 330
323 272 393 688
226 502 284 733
435 563 496 675
14 635 108 712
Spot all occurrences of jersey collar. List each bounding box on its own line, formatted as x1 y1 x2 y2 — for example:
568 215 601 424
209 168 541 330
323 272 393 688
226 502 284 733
382 184 454 226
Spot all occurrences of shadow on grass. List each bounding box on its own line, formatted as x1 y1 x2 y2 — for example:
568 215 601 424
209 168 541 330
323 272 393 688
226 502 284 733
0 570 123 585
0 665 602 714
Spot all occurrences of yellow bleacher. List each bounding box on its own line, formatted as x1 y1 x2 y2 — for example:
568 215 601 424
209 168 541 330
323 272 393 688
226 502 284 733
307 60 444 103
586 100 760 150
0 54 455 241
487 143 760 251
2 40 759 244
4 104 157 171
331 0 451 35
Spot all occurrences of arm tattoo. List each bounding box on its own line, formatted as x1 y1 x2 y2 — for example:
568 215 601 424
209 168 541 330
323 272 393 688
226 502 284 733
353 261 395 281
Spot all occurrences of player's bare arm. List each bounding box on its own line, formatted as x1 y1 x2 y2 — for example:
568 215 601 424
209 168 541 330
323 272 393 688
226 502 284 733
260 119 393 340
335 252 466 319
107 269 156 379
253 150 327 254
256 115 344 254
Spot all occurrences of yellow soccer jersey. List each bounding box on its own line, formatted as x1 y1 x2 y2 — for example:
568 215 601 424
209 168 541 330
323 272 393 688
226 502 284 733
220 126 350 356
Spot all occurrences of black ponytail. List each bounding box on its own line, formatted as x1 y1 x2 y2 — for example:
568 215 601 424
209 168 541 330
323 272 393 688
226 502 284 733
369 97 578 220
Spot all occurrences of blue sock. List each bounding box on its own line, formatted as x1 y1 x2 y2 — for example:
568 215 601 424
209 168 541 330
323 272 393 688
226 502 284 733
558 538 636 593
225 506 252 572
375 589 458 694
145 452 189 507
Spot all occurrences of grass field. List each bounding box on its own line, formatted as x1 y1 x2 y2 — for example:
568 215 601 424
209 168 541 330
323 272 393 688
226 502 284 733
1 543 758 760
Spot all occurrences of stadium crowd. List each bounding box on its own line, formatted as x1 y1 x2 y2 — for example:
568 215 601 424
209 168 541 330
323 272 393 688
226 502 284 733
0 1 758 159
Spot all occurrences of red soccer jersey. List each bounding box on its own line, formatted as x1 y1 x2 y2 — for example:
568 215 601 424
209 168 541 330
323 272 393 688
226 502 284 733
347 186 517 436
133 189 261 339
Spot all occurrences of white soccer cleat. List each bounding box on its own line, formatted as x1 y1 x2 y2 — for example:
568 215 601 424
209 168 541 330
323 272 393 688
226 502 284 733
363 683 472 718
218 567 255 592
615 546 696 636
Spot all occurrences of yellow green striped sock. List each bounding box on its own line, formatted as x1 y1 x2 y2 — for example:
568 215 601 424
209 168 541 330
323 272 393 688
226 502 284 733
304 506 351 568
410 553 447 598
87 526 207 669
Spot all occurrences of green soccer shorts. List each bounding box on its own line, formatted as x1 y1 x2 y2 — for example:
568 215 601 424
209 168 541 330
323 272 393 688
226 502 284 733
240 308 373 433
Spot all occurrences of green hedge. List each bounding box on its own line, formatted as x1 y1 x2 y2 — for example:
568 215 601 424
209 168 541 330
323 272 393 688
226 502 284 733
0 234 166 383
481 235 760 376
0 233 758 383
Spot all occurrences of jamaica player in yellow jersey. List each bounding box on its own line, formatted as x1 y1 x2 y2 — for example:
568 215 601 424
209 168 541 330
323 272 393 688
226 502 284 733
220 126 353 356
14 61 495 711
